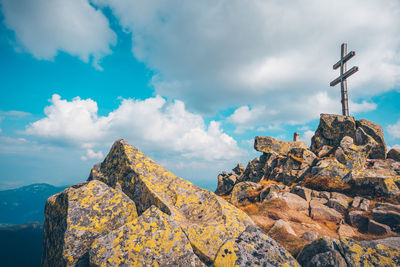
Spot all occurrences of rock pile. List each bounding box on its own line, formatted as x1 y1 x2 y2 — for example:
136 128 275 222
42 139 299 266
216 114 400 198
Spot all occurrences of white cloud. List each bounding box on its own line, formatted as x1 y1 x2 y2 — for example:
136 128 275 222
227 92 376 133
25 94 244 161
388 120 400 139
1 0 116 68
303 130 315 147
92 0 399 116
81 149 104 161
0 110 31 117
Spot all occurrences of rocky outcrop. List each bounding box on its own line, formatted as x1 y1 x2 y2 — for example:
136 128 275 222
43 139 299 266
42 180 138 267
388 148 400 161
215 163 245 195
254 136 307 155
230 181 261 206
356 119 387 159
297 236 400 267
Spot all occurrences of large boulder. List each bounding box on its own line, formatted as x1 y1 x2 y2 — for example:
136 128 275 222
214 225 300 266
356 119 386 159
41 180 138 267
279 148 317 184
298 236 400 267
90 206 204 266
215 163 245 196
388 148 400 162
310 114 356 154
230 181 261 206
85 139 298 265
254 136 307 155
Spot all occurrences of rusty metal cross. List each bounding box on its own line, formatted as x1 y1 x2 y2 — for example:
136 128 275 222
330 43 359 117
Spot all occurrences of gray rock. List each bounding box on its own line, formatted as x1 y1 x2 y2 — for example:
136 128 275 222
297 237 346 267
215 172 238 195
372 208 400 230
337 224 355 237
310 200 343 223
388 148 400 162
360 237 400 249
269 219 297 236
254 136 307 155
359 198 370 211
327 198 348 214
301 231 319 242
351 196 362 208
368 219 392 235
230 181 261 205
290 186 313 202
348 210 369 233
356 119 387 159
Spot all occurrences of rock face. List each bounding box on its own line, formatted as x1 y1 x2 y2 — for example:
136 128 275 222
43 139 299 266
356 119 387 159
42 180 138 267
388 148 400 161
254 136 307 155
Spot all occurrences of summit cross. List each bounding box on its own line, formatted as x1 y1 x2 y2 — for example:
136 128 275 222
330 43 359 117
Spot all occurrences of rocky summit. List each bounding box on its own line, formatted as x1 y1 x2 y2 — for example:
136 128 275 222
215 113 400 267
42 139 298 266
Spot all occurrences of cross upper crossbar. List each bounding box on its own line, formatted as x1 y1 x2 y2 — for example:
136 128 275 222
330 43 358 117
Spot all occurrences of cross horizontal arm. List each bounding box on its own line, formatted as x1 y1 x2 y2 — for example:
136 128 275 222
330 66 359 87
333 51 356 70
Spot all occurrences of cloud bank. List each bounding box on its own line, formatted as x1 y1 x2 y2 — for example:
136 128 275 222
25 94 244 161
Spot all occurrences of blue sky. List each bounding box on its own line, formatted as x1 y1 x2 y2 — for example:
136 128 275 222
0 0 400 191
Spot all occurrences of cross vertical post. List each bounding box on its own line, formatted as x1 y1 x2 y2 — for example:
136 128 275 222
340 43 349 116
330 43 358 117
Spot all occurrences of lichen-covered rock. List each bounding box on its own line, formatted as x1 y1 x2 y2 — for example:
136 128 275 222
90 206 205 266
298 236 400 267
214 225 299 267
215 171 238 196
42 180 138 267
388 148 400 162
239 156 267 183
310 114 356 154
254 136 307 155
291 186 313 202
280 148 317 184
230 181 261 206
311 158 349 179
335 136 371 171
88 139 256 264
356 119 387 159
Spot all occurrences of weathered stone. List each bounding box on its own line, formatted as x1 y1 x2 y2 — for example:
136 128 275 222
291 186 313 202
259 183 283 201
327 198 348 214
317 145 335 158
214 225 299 266
254 136 307 155
388 148 400 162
230 181 261 206
310 200 343 223
274 192 309 212
372 208 400 230
232 163 245 175
42 180 138 267
360 237 400 250
337 225 355 237
375 202 400 213
301 231 319 242
297 237 346 267
368 219 392 235
356 119 387 159
239 156 266 183
215 172 238 195
311 158 349 179
348 210 369 233
89 206 204 266
269 219 297 236
87 139 256 264
339 236 400 266
359 198 370 211
280 148 316 184
351 196 362 208
299 236 400 267
311 190 331 200
310 114 356 154
330 192 350 202
335 136 371 171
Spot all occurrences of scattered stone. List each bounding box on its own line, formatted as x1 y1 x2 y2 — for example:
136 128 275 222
301 231 319 242
348 210 369 233
290 186 313 202
310 114 356 154
351 196 362 209
310 200 343 223
372 208 400 230
356 119 387 159
359 198 370 211
230 181 261 206
327 198 348 214
337 225 355 237
269 219 297 236
275 192 309 212
42 180 138 267
254 136 307 155
215 171 238 195
375 202 400 213
368 219 392 235
388 148 400 162
259 184 283 201
360 237 400 250
214 225 299 266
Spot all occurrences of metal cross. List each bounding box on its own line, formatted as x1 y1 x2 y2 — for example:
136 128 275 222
330 43 358 117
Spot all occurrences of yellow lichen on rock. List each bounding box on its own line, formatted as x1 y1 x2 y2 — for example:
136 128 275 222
89 139 255 264
90 205 205 267
42 180 138 267
254 136 307 155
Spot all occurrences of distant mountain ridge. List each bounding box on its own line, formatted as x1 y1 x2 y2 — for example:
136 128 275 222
0 183 67 225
